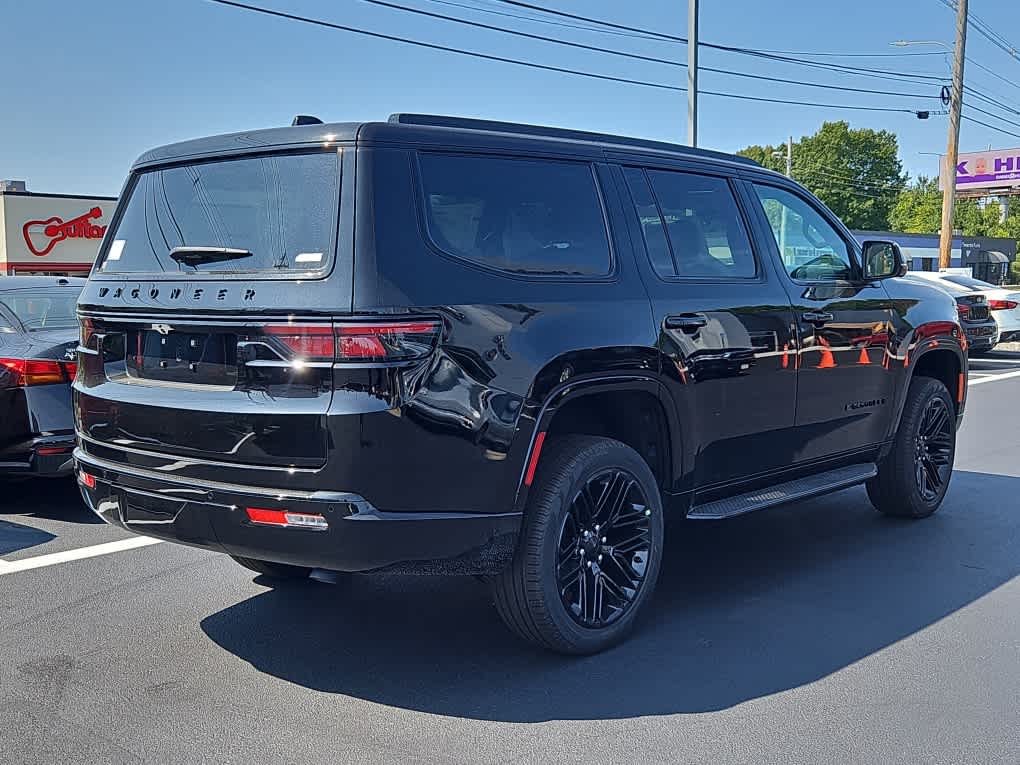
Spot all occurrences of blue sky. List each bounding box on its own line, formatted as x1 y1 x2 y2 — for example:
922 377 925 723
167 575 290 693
2 0 1018 196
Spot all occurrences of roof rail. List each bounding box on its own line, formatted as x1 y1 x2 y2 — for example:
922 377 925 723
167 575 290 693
387 113 760 166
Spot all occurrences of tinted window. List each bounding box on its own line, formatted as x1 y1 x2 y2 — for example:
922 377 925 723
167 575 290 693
0 288 82 331
621 167 677 277
419 154 611 276
99 152 338 274
752 184 853 281
634 169 755 278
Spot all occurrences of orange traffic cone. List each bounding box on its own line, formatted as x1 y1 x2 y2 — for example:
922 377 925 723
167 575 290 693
857 345 871 365
816 335 836 369
781 342 789 369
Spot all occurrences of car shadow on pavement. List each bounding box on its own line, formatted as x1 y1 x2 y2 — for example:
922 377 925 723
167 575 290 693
0 519 55 556
201 469 1020 722
0 479 101 524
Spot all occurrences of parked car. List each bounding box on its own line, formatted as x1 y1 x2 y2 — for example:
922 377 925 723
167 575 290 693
0 276 84 478
908 271 1020 348
75 115 967 654
905 273 999 357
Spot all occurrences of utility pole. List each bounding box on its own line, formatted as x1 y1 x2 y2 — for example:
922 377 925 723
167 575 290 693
939 0 968 270
785 135 793 178
687 0 698 147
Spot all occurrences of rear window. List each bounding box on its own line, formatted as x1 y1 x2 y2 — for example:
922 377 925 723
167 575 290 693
418 153 612 276
98 152 339 275
0 288 82 331
942 274 993 290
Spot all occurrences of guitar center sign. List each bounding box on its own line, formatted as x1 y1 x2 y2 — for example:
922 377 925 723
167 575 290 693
23 206 107 256
0 192 116 273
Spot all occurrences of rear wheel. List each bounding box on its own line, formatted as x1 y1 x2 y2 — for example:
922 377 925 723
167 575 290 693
867 376 956 518
492 435 664 655
230 555 312 580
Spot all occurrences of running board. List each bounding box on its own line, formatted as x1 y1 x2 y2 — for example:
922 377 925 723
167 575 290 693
687 463 878 520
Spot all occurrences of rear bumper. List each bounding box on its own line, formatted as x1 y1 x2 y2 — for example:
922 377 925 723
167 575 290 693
0 435 75 477
74 449 521 574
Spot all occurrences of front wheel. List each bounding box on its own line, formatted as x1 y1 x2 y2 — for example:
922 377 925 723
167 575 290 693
491 435 664 655
867 376 956 518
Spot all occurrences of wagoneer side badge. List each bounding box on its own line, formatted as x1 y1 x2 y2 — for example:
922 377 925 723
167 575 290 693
152 324 173 336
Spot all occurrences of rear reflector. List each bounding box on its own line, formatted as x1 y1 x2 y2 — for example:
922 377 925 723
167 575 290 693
524 431 547 487
36 446 71 456
245 507 328 530
79 470 96 489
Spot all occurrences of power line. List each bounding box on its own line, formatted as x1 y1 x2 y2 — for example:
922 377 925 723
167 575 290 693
938 0 1020 64
207 0 680 91
359 0 938 100
422 0 666 41
961 113 1020 140
209 0 931 116
484 0 687 43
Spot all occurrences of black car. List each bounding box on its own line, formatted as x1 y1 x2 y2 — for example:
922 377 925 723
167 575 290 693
75 115 967 654
0 276 84 477
903 274 1000 355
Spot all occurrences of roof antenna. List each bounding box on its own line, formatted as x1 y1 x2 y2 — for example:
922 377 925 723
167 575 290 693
292 115 323 126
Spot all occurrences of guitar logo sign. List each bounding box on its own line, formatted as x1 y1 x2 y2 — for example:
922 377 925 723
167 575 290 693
22 206 107 257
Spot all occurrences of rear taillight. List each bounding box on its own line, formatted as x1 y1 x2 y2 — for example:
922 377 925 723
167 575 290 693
0 358 75 388
263 325 335 362
335 321 441 362
261 319 441 364
988 299 1018 311
956 303 971 319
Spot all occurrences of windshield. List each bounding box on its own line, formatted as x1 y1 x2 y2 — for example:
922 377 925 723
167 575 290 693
98 151 339 275
0 288 82 331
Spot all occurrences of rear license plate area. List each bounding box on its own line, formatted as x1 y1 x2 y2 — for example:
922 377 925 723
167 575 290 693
125 329 237 386
120 487 191 525
966 326 993 337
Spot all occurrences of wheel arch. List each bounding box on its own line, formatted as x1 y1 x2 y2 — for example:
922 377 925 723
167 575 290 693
512 374 684 513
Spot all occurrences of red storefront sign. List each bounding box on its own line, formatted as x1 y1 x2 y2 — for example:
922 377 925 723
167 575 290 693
22 206 107 257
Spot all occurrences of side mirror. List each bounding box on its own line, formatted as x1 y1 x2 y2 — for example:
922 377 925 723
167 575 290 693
861 240 907 280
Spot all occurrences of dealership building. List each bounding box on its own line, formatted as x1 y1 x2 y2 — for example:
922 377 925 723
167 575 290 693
0 180 116 276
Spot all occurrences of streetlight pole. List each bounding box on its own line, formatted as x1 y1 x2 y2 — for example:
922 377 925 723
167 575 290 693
687 0 698 147
940 0 968 270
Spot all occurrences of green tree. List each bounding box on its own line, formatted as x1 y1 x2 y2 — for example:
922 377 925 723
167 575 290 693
889 177 1020 240
738 121 906 229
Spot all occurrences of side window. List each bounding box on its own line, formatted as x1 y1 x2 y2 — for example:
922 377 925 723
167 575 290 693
621 167 675 277
625 168 756 279
752 184 854 282
418 153 612 276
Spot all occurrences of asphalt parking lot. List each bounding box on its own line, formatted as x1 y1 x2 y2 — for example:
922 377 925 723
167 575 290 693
2 354 1019 765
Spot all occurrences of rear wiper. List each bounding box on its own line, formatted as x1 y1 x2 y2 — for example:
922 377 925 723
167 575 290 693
169 246 254 269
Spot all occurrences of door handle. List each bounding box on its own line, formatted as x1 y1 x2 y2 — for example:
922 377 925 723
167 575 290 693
801 311 834 326
665 314 708 333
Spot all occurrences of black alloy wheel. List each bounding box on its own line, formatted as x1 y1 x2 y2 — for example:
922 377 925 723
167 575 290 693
556 469 653 628
491 435 664 654
867 376 956 519
914 395 954 502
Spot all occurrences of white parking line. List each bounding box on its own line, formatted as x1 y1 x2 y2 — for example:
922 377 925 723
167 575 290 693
970 369 1020 386
0 536 162 576
971 357 1020 364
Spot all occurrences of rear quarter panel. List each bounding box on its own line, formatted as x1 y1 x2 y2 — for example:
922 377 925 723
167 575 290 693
348 146 660 514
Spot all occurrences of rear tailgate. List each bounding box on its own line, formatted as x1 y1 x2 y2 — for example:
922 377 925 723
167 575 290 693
75 311 336 468
75 146 351 470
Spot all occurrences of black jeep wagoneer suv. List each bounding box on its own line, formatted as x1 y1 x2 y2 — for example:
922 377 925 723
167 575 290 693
75 114 967 654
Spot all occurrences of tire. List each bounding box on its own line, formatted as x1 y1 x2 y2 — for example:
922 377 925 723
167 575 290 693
230 555 312 580
491 435 664 655
867 376 956 519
